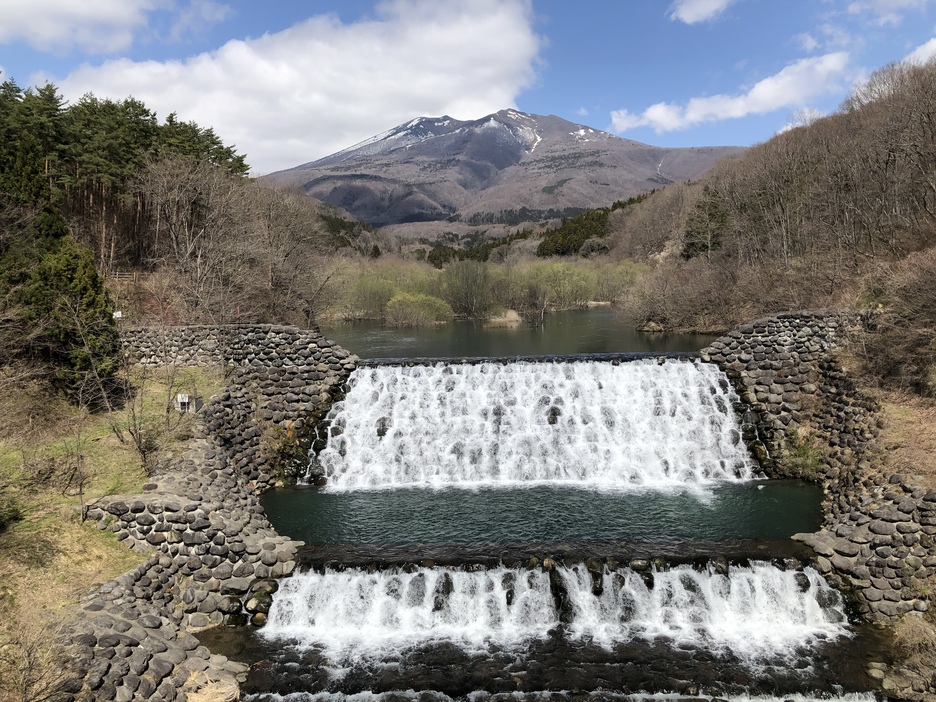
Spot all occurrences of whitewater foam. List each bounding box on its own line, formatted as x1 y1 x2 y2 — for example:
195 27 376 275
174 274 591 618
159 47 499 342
314 359 756 491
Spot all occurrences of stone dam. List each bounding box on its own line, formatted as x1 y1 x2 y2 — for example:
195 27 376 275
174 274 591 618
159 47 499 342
52 313 936 701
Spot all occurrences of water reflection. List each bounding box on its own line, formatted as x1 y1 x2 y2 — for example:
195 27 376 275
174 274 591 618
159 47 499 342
321 307 718 359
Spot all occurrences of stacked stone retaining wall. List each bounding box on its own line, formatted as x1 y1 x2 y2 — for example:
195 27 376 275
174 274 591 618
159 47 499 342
702 311 935 628
60 325 357 701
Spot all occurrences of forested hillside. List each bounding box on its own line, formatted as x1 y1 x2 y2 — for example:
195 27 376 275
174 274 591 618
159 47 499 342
602 58 936 395
0 79 371 401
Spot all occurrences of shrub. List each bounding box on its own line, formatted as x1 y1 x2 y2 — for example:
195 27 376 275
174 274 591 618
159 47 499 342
344 276 396 319
384 292 453 327
781 426 824 481
0 488 22 532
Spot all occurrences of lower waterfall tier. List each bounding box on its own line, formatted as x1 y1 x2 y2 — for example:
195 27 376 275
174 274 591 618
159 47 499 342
213 562 884 700
261 563 847 663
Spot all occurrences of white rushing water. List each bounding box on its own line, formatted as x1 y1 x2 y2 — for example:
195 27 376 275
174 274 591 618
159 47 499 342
246 695 879 702
561 563 848 659
261 566 557 658
262 564 849 664
315 359 756 490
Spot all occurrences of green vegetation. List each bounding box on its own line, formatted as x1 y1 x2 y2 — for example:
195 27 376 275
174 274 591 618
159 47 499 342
424 228 534 267
535 193 653 257
541 178 572 195
385 292 453 327
320 207 376 253
457 206 584 226
331 257 646 323
781 427 824 480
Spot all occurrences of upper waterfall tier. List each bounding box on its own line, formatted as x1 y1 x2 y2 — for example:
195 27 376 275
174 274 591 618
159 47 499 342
314 359 756 491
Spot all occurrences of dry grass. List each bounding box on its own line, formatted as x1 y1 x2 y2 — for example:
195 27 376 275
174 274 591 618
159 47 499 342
894 614 936 657
183 672 240 702
0 609 77 702
876 389 936 485
0 364 225 697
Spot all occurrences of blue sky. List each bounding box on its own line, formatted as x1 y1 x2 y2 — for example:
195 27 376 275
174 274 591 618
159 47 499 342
1 0 934 174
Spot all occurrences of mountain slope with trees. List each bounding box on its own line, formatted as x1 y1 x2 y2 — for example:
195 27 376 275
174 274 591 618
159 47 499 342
604 58 936 395
0 78 376 396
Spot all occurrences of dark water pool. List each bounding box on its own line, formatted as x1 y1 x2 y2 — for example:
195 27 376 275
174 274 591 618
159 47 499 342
321 308 718 359
261 480 823 546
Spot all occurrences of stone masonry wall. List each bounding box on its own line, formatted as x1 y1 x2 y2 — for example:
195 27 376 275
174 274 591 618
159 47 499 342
59 325 357 701
701 311 935 629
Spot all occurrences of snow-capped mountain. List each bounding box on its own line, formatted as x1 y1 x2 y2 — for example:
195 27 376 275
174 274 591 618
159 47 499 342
266 110 743 227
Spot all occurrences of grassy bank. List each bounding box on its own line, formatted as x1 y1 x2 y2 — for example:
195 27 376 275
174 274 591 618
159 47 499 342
0 365 224 700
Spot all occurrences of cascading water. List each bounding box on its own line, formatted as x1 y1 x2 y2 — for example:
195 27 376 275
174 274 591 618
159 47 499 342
261 563 848 667
560 563 847 659
261 567 556 657
314 360 756 490
240 356 880 701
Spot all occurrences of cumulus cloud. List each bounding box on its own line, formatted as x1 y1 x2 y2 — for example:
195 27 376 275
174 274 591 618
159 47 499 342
55 0 541 174
905 36 936 63
668 0 738 24
0 0 168 54
610 52 850 134
847 0 931 25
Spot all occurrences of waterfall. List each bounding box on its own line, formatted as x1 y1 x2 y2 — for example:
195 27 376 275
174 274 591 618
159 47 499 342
262 564 848 664
315 359 756 490
261 566 557 657
560 563 847 659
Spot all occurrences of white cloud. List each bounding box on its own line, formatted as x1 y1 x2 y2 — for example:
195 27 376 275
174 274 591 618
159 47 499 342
610 52 850 134
54 0 541 175
0 0 168 54
169 0 233 42
795 24 857 54
796 33 820 52
668 0 738 24
847 0 931 25
575 107 589 116
905 36 936 63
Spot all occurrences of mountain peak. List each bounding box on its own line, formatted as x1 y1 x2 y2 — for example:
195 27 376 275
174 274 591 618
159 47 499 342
266 111 744 227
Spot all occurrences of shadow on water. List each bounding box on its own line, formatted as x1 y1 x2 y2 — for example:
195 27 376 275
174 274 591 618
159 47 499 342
200 610 893 700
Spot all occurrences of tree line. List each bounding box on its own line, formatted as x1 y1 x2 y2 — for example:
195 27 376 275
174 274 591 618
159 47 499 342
339 258 647 325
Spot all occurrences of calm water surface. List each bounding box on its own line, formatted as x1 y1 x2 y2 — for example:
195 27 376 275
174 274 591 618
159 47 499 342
261 481 823 546
321 308 718 359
